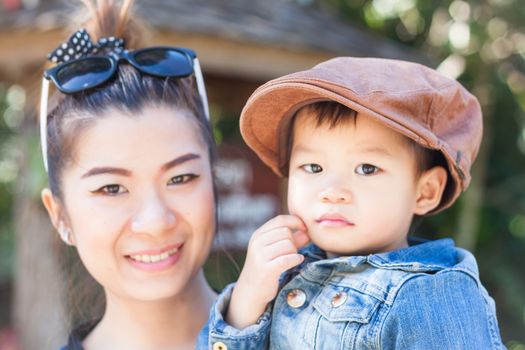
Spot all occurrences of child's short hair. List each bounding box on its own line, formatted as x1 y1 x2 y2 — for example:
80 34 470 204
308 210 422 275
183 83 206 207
239 57 482 214
281 101 452 208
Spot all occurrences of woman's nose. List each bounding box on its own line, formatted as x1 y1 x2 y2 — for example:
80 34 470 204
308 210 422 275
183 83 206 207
131 191 176 235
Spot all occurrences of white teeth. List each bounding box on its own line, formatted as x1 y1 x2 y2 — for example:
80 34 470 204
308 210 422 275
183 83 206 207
129 247 179 263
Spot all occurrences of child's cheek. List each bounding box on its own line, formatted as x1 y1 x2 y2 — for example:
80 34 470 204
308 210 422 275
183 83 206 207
287 181 308 220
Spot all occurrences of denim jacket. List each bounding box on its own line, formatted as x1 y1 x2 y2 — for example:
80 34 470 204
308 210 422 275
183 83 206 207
199 238 504 349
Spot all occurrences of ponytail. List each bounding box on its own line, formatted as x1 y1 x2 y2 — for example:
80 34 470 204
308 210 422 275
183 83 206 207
76 0 144 49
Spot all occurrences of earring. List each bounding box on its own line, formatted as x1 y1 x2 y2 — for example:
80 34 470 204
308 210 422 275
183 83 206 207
57 221 73 245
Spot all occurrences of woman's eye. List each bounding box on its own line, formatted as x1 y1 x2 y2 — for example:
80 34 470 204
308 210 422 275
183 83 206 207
301 164 323 174
355 164 379 175
168 174 199 185
92 184 127 195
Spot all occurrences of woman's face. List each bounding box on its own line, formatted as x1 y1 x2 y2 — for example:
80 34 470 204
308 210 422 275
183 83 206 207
54 105 215 301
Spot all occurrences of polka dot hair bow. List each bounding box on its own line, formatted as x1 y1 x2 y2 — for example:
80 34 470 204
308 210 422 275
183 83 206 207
47 28 125 64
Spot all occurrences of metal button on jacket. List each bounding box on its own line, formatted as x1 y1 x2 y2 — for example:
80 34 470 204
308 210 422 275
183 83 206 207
286 288 306 308
331 291 348 308
212 341 227 350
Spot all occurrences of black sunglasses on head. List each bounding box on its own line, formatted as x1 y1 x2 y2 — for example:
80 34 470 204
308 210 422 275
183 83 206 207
44 46 197 94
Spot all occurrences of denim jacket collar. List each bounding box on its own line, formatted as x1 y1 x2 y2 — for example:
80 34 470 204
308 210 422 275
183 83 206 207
300 237 467 274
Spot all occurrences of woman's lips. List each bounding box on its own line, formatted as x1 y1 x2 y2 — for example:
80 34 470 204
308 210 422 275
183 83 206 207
125 243 183 271
315 214 354 227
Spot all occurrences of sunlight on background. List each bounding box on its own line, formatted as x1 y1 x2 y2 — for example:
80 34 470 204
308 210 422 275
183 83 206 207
509 215 525 239
364 0 426 39
520 128 525 155
0 85 24 184
437 54 466 79
4 85 25 128
371 0 415 18
449 21 470 50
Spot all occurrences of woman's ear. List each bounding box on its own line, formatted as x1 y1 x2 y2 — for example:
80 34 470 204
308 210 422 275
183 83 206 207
41 188 61 229
413 166 448 216
41 188 75 246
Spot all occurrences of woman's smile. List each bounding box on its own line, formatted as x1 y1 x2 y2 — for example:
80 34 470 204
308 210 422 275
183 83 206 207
126 243 183 271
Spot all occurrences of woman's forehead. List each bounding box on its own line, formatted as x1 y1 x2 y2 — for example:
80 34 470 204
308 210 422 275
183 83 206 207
68 106 208 170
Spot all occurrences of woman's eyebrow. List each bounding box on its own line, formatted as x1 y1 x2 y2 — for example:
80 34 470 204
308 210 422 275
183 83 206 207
81 167 131 178
81 153 201 179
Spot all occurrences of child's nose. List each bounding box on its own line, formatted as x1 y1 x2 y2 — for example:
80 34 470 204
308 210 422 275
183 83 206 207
130 191 176 236
319 184 352 204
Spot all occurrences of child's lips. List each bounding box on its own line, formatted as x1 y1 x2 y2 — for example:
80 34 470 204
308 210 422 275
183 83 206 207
315 214 355 227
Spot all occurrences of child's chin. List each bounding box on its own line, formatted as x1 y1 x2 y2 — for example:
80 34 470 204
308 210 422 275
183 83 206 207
309 236 355 256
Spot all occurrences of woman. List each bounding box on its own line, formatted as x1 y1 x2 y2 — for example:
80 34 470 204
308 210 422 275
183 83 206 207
39 0 217 348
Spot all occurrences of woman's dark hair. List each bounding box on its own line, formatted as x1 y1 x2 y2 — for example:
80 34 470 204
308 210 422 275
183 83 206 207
46 0 217 329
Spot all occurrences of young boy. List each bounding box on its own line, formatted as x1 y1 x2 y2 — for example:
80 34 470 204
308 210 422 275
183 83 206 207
203 57 504 349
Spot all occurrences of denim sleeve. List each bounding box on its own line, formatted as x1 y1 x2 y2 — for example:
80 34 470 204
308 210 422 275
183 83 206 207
380 270 504 349
198 283 272 350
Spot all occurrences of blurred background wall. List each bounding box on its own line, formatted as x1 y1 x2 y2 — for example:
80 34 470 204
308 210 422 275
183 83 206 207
0 0 523 349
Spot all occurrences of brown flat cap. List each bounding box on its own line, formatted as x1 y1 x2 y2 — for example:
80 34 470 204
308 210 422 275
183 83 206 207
240 57 483 213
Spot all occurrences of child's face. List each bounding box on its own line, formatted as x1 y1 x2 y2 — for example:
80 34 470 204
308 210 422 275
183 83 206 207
287 110 422 256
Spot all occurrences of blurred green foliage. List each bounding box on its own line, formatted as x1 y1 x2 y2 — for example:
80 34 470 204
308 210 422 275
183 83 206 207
0 84 21 284
314 0 525 343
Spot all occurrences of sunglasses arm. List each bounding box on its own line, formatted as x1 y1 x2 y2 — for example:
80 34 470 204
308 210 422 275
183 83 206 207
193 58 210 121
40 77 50 173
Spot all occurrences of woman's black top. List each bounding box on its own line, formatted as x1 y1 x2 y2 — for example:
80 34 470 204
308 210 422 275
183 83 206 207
60 321 98 350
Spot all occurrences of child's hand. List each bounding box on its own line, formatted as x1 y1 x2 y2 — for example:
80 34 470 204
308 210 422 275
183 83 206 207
226 215 310 329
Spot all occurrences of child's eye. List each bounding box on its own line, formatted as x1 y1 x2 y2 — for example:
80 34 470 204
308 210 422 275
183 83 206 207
301 164 323 174
91 184 127 196
168 174 199 185
355 164 379 175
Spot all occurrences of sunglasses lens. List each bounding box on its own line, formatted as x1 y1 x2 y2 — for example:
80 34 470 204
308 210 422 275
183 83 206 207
133 49 193 77
56 57 112 92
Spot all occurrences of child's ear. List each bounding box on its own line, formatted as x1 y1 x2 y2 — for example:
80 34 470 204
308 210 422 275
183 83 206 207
413 166 448 216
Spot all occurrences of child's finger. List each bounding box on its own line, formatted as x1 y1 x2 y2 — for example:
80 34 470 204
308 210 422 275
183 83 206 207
254 227 295 247
263 238 298 261
256 215 306 236
292 230 311 249
269 253 304 273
